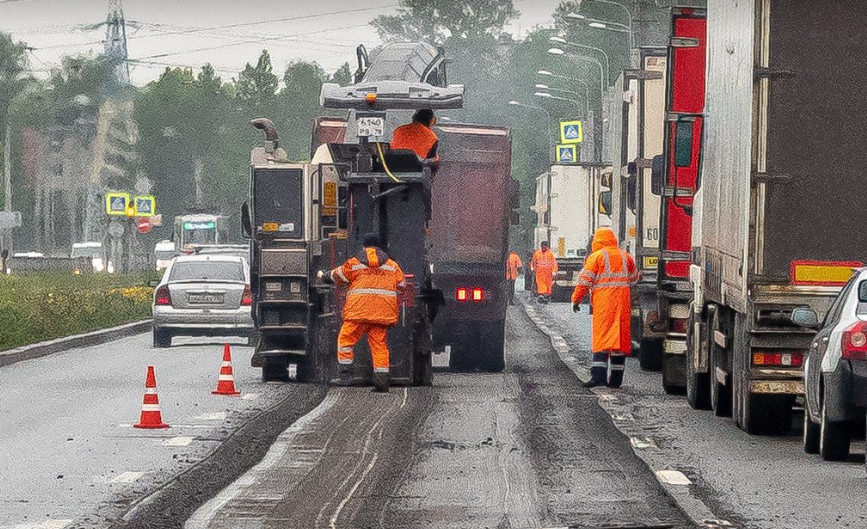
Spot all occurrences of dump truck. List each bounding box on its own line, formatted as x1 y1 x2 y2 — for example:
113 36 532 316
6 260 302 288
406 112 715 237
429 122 516 372
652 7 707 396
687 0 867 434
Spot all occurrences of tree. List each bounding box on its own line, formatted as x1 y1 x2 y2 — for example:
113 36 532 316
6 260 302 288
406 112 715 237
0 32 28 142
330 62 353 86
372 0 518 43
234 50 278 108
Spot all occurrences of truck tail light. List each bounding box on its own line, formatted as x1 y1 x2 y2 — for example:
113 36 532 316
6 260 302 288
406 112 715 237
456 287 484 302
670 317 689 334
241 285 253 306
752 351 804 367
154 285 172 306
842 322 867 360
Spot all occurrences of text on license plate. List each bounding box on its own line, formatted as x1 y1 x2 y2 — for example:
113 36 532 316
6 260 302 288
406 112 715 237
357 117 385 137
189 293 223 304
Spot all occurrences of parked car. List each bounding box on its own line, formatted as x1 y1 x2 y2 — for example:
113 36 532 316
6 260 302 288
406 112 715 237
151 254 254 348
803 268 867 461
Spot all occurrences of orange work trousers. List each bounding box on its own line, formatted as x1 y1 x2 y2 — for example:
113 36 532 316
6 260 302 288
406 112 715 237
337 321 390 373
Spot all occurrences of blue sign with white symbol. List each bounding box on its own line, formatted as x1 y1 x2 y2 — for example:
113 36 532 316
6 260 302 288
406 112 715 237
559 120 584 144
556 144 577 163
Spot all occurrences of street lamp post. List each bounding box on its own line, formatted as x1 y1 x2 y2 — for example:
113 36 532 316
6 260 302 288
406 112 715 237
566 10 634 47
535 84 589 116
533 91 584 113
548 48 606 97
549 36 611 84
507 100 555 156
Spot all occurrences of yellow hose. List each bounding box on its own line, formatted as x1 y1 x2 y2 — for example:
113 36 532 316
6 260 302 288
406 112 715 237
376 141 403 183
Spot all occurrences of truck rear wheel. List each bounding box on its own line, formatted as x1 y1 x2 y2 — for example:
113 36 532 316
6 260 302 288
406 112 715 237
686 314 711 410
262 356 289 382
742 394 792 435
412 312 434 386
662 354 686 395
709 310 731 417
639 338 663 372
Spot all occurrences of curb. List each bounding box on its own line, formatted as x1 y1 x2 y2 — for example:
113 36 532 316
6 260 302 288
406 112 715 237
0 320 152 368
521 301 735 529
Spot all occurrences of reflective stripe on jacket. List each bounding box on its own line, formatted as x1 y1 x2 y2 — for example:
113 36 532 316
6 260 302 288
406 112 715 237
330 246 406 326
571 228 639 353
506 252 523 280
390 122 439 159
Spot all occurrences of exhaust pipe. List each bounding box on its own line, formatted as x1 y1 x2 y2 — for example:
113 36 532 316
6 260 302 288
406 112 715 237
251 118 279 152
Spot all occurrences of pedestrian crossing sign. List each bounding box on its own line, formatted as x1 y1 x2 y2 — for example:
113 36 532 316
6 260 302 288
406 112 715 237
105 192 130 215
559 120 583 144
134 195 156 217
556 144 577 163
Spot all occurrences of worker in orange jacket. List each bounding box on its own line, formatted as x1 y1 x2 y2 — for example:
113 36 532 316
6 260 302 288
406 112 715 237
571 228 640 388
530 241 558 304
319 233 406 393
505 251 523 305
391 108 439 160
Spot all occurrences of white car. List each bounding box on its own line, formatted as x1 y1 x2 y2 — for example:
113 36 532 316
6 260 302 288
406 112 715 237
151 254 254 348
154 240 176 271
71 242 106 273
803 268 867 462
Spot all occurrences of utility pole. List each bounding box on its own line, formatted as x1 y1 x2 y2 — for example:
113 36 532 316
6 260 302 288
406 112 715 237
104 0 130 85
2 124 12 255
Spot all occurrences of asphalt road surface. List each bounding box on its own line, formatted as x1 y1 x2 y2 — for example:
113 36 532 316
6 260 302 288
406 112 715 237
186 307 690 529
534 300 867 529
0 333 324 529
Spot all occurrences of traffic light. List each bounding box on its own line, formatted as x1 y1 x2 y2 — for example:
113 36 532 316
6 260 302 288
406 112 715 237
125 205 136 217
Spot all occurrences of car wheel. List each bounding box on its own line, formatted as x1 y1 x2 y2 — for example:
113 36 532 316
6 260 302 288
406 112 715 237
803 409 820 454
153 328 171 348
820 399 851 461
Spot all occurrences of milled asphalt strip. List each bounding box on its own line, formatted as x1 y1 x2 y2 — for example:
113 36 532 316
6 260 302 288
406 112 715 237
522 302 734 529
0 320 152 368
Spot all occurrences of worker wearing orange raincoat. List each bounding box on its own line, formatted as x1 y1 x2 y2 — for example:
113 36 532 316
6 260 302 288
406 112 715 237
571 228 640 388
319 233 406 393
531 241 558 303
506 251 523 305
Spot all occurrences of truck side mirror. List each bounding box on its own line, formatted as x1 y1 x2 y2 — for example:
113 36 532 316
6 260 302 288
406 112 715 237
598 190 612 216
651 154 664 196
240 201 253 239
510 211 520 225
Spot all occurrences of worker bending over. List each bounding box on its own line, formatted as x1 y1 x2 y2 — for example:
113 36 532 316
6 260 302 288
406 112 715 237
571 228 640 388
391 108 439 160
319 233 406 393
531 241 558 304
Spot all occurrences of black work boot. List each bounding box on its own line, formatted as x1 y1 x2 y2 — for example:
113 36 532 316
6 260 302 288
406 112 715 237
372 373 390 393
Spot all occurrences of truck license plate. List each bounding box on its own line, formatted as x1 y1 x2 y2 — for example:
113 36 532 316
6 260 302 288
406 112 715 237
357 117 385 137
664 340 687 354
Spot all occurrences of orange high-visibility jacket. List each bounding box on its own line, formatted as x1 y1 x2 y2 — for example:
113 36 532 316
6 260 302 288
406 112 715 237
330 247 406 326
531 248 558 295
571 228 640 353
391 121 439 159
506 252 523 280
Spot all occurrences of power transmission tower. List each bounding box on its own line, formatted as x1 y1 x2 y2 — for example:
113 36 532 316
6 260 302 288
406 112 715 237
104 0 130 85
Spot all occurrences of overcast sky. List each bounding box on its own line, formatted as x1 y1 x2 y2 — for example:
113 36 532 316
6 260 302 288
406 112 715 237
0 0 563 85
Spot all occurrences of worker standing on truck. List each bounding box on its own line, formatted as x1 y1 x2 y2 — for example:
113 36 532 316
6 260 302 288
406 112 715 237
530 241 558 304
391 108 439 160
318 233 406 393
506 251 523 305
571 227 640 388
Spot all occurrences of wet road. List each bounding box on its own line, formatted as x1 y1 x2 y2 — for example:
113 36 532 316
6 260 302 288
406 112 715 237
0 333 324 529
534 300 867 529
187 307 690 529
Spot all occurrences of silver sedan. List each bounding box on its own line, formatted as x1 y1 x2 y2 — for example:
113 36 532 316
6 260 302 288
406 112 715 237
152 254 254 347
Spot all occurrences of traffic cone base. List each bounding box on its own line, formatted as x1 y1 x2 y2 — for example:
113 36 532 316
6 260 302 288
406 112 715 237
213 344 241 396
134 365 169 429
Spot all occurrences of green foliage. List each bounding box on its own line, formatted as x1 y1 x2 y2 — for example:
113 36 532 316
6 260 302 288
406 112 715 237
234 50 279 109
372 0 519 43
0 273 155 351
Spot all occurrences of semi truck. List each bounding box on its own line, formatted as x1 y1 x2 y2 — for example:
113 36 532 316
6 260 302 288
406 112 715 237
687 0 867 435
604 47 668 369
532 164 599 302
654 7 707 396
429 122 516 372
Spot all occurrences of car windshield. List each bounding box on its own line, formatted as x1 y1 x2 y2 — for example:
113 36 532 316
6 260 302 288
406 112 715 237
168 261 243 282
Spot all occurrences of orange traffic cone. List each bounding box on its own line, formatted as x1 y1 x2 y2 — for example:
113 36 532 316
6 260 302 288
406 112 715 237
133 365 169 429
212 344 241 396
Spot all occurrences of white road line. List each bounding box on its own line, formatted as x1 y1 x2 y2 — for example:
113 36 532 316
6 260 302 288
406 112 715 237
111 471 144 483
194 412 226 421
163 436 194 447
32 520 74 529
184 392 340 529
656 469 692 486
241 393 258 400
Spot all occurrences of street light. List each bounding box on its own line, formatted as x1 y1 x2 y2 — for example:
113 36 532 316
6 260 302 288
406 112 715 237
507 100 555 153
537 86 589 115
548 47 606 95
549 36 611 83
535 83 549 90
565 10 633 46
534 91 583 111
